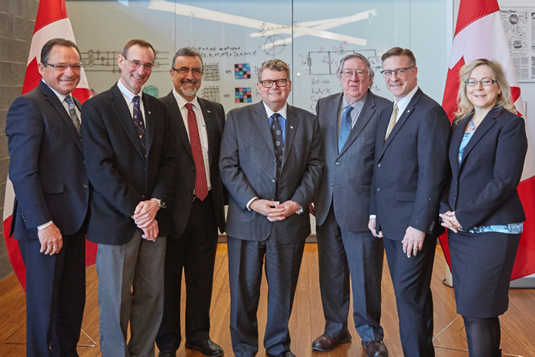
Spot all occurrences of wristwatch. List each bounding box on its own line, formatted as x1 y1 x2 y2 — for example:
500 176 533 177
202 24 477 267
153 198 167 209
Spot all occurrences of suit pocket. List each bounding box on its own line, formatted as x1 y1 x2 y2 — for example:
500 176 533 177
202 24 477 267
42 182 64 194
394 191 416 201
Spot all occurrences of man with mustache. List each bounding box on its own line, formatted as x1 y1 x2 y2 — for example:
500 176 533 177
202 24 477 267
156 47 227 357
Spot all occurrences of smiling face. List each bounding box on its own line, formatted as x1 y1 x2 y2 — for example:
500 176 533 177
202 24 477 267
118 44 155 94
382 55 418 102
171 55 203 101
38 45 81 96
466 65 501 113
339 57 372 104
257 68 291 112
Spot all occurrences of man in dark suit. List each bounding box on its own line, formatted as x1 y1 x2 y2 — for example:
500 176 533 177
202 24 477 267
156 47 226 357
368 47 450 357
6 38 89 357
220 59 323 357
81 39 176 357
312 53 391 357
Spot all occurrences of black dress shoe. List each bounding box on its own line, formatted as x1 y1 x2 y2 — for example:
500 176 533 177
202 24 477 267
311 333 351 352
158 351 176 357
185 339 224 357
267 351 296 357
361 341 388 357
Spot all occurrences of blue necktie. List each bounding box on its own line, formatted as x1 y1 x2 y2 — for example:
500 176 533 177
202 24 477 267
132 95 146 157
270 113 284 185
64 95 81 136
338 105 353 153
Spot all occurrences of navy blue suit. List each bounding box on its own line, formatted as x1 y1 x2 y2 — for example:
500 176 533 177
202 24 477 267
6 81 89 357
370 88 450 357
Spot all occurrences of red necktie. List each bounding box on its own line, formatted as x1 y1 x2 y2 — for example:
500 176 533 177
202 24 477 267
185 103 208 201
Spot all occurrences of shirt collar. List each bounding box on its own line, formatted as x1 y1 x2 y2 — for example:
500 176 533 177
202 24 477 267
395 85 419 112
42 79 68 103
263 102 288 120
342 91 368 112
173 89 200 110
117 79 141 103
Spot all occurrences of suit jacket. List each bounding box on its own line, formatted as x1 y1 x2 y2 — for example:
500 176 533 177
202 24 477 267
81 84 177 245
161 91 227 239
440 106 527 230
370 88 451 240
220 101 323 244
6 81 89 240
315 90 392 231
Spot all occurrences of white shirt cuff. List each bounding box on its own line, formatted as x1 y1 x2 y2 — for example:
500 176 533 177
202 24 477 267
37 221 53 230
246 197 258 211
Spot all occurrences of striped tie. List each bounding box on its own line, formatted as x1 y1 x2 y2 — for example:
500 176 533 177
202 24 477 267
132 95 146 157
384 103 398 141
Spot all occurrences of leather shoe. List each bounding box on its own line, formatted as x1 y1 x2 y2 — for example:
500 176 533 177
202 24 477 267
185 339 224 357
158 351 175 357
311 333 351 352
361 341 388 357
267 351 296 357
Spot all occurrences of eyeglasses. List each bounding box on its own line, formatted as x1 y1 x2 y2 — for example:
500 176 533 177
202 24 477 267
171 67 203 76
341 69 368 78
259 79 289 88
123 56 154 70
465 78 497 87
43 62 82 72
381 66 415 77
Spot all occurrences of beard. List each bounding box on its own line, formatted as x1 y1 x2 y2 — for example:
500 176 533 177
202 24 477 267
179 78 199 98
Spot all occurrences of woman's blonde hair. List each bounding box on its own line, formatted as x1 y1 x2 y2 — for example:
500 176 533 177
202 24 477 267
454 59 514 123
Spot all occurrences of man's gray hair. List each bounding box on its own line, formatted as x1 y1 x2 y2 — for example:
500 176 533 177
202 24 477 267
336 53 374 86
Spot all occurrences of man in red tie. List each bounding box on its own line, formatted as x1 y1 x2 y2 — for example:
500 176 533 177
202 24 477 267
156 47 227 357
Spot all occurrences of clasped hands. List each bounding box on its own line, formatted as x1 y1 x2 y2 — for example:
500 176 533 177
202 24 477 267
250 199 300 221
368 217 425 258
439 211 462 233
132 199 160 241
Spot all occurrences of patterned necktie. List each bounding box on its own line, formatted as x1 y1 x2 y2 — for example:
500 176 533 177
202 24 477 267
270 113 284 185
385 103 399 141
132 95 146 157
64 95 81 136
185 103 208 201
338 105 353 153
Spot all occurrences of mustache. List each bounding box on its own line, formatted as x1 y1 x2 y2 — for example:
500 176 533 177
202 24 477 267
181 78 198 85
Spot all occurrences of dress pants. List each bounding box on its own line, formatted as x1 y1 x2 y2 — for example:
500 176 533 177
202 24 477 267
383 234 436 357
316 205 384 341
156 192 219 352
96 230 166 357
19 226 86 357
227 235 305 357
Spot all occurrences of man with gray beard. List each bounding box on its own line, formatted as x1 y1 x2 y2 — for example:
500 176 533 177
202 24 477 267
156 47 227 357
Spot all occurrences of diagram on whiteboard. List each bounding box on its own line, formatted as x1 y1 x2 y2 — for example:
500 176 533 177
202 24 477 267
203 63 221 81
201 86 221 103
80 49 170 73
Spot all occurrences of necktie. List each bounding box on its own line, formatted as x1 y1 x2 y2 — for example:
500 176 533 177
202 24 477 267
385 103 399 141
64 95 81 136
338 105 353 153
270 113 284 185
185 103 208 201
132 95 146 157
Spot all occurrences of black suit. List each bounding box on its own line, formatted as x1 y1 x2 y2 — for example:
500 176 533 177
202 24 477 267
441 107 526 318
81 83 176 356
314 91 391 341
156 91 226 351
370 88 450 357
6 81 89 356
220 102 323 357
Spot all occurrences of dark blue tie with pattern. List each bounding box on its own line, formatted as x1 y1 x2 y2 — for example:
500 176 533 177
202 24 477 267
270 113 284 185
132 95 146 157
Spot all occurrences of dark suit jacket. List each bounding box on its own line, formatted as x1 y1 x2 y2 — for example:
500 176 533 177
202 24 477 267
81 84 177 245
440 106 527 230
370 88 451 240
6 81 89 240
315 90 392 231
220 101 323 244
161 91 227 239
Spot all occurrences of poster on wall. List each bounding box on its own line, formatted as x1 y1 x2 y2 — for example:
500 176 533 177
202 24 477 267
501 7 535 82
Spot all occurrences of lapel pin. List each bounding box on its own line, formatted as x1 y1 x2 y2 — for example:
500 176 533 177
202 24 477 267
290 126 294 129
148 111 151 115
207 110 211 113
407 110 410 113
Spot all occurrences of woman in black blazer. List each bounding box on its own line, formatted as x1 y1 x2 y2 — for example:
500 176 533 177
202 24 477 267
440 59 527 357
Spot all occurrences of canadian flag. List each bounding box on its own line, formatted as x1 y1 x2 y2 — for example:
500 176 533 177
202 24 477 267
2 0 96 288
440 0 535 280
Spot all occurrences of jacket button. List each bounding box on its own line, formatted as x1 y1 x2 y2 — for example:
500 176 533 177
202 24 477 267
272 179 276 183
141 195 146 199
378 163 382 168
377 188 381 192
331 182 334 186
191 167 195 171
335 162 340 166
83 184 88 189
